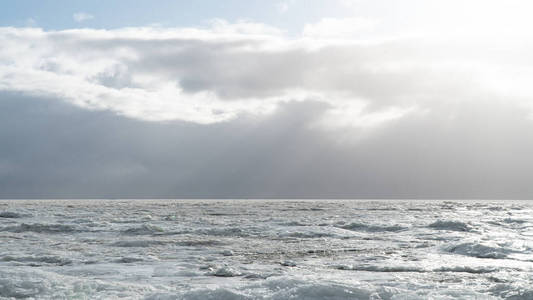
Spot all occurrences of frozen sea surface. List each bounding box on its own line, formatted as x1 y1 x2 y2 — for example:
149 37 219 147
1 199 533 299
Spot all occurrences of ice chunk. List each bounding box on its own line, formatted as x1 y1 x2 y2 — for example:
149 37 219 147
209 267 241 277
428 220 473 232
446 242 511 259
122 224 164 235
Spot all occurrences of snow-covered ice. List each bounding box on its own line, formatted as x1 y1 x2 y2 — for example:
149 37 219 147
1 199 533 299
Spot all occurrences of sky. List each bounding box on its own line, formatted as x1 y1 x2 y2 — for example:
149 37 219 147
2 0 533 199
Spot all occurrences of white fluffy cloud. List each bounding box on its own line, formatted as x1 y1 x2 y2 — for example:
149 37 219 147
0 18 532 127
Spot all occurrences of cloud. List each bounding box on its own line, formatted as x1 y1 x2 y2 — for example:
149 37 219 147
2 9 533 198
73 12 94 23
2 90 533 199
0 19 532 130
0 24 412 126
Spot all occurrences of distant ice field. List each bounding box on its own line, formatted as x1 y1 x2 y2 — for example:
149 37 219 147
1 199 533 299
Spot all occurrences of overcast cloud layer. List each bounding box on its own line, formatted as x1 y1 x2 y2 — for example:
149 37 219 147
2 1 533 198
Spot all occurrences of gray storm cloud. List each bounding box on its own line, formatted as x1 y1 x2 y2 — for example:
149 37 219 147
2 91 533 199
1 22 533 198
